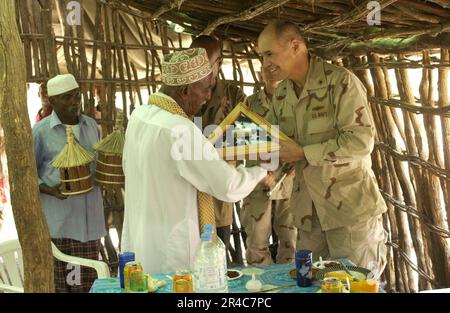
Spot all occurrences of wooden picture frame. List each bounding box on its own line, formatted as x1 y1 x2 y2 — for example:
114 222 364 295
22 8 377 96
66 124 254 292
207 102 296 160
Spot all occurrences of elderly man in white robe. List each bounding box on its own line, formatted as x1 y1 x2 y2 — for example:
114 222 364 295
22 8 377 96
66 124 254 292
122 48 273 274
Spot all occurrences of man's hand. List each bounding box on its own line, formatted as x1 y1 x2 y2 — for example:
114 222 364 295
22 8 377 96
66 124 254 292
259 172 276 189
39 183 68 200
284 162 296 178
279 140 305 163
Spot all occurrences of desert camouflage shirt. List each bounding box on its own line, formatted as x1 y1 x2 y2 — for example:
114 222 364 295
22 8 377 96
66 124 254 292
246 88 294 201
199 79 246 227
270 55 387 231
200 79 246 128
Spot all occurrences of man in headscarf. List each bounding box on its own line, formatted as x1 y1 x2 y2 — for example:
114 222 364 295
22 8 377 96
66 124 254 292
190 36 247 258
32 74 106 292
121 48 271 274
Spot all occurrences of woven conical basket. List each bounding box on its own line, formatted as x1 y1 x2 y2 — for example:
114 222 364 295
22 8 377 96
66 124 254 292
52 126 94 196
93 112 125 189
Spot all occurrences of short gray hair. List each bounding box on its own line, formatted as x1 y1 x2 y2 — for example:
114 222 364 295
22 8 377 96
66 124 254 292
267 19 305 45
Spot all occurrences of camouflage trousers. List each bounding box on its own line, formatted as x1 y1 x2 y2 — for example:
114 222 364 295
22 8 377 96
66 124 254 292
297 208 388 273
241 198 297 265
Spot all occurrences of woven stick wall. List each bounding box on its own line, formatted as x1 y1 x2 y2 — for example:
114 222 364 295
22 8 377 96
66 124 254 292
345 50 450 292
14 0 262 274
14 0 450 291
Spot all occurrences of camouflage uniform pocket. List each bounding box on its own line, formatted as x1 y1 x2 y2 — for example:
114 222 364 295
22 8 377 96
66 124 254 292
306 117 333 134
253 105 269 118
279 116 296 137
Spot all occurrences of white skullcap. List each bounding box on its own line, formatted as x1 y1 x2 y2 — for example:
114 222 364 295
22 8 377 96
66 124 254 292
47 74 79 97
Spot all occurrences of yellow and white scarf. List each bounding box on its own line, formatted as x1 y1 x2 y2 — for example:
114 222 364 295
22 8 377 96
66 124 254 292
148 94 216 233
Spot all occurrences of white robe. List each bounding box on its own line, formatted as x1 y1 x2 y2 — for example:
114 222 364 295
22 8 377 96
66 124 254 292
121 93 267 274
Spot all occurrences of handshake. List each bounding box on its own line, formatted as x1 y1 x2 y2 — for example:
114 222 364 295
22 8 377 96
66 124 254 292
259 162 295 193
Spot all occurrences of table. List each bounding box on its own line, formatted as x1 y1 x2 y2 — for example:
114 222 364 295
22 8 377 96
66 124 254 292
90 260 356 293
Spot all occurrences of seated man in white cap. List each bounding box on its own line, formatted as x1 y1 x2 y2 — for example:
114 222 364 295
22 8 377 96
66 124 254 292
122 47 273 274
32 74 106 293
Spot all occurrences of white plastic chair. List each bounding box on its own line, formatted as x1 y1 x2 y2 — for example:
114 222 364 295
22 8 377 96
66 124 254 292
0 240 23 293
0 239 110 293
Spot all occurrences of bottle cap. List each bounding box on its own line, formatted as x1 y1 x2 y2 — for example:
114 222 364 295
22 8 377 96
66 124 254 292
200 232 212 241
202 224 214 233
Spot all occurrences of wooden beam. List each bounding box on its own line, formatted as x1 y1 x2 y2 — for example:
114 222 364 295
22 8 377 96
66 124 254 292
313 32 450 59
394 3 441 23
397 0 450 18
428 0 450 9
0 0 54 292
303 0 399 32
152 0 187 20
201 0 291 36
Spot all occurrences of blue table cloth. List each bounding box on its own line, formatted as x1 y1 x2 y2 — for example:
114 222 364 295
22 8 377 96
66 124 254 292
90 260 355 293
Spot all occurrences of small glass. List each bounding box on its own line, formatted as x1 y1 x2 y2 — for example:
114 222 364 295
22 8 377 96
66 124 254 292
129 270 148 293
321 277 345 293
173 270 193 293
124 261 143 292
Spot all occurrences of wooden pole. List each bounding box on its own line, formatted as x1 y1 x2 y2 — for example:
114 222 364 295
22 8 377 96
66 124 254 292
103 3 114 135
111 10 127 125
132 16 151 95
89 0 102 119
76 0 92 117
381 62 407 144
368 53 414 292
31 0 49 79
17 0 32 80
0 0 54 292
396 52 450 288
131 62 143 108
143 21 157 93
42 0 59 76
348 55 398 291
26 0 41 79
120 26 133 121
438 49 450 232
143 21 162 93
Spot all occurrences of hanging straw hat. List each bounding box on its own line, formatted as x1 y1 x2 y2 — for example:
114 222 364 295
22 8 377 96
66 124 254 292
161 47 212 86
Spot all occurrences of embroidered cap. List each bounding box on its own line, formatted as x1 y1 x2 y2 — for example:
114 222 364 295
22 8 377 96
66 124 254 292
162 48 212 86
47 74 79 97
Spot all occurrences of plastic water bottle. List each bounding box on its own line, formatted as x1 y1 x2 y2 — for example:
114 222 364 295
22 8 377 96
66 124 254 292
193 231 228 293
203 224 227 266
203 224 228 288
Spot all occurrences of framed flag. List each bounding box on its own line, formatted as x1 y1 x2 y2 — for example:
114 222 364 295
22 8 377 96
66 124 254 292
207 102 296 160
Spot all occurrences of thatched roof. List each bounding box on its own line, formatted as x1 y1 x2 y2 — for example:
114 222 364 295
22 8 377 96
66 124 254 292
117 0 450 57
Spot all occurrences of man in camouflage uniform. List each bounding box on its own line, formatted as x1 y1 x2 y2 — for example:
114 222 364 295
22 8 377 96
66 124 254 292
190 36 246 256
257 20 388 271
241 67 297 265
